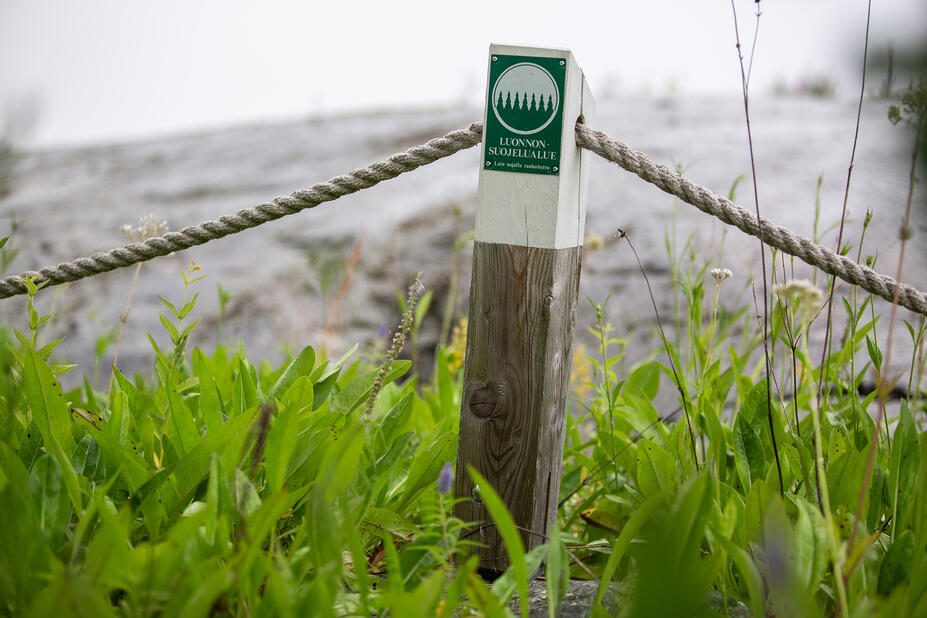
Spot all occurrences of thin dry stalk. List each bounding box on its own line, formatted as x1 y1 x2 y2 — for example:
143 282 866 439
618 229 699 472
850 81 925 562
730 0 784 496
322 236 364 355
816 0 872 426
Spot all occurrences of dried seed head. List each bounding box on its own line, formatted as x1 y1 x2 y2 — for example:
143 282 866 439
122 213 168 242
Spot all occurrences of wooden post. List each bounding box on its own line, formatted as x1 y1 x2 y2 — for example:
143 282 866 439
454 44 593 576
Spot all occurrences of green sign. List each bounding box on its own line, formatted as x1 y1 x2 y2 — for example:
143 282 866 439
483 54 566 176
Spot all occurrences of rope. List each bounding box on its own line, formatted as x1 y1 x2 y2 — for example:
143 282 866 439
0 123 482 299
2 119 925 318
575 123 927 317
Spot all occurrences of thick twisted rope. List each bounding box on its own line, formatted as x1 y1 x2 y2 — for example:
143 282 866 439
2 121 926 317
575 123 927 317
0 123 483 299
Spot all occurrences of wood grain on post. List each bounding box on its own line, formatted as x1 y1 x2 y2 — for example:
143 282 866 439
454 44 594 576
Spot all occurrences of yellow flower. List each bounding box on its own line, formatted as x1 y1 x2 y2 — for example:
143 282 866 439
446 318 468 374
571 343 593 400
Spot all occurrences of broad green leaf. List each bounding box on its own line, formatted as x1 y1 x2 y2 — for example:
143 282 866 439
79 421 167 535
233 468 261 517
234 357 260 415
546 525 568 618
368 430 413 482
384 535 404 591
580 505 624 534
435 347 454 417
282 414 345 490
878 530 914 597
491 543 547 605
17 421 43 470
22 348 81 513
743 479 772 544
159 313 180 343
179 292 199 319
595 488 669 606
266 345 315 403
28 455 71 548
236 489 305 574
713 532 764 617
626 361 661 401
167 387 200 456
397 431 456 512
112 367 143 415
739 378 770 428
106 391 129 446
318 423 365 501
0 443 51 613
23 348 75 456
670 472 714 565
792 496 828 591
867 464 885 531
82 497 134 592
345 521 372 614
171 405 261 510
332 361 412 414
201 376 225 437
379 393 413 445
466 571 509 618
71 434 102 479
362 506 419 541
265 397 302 493
177 565 233 618
469 466 528 618
865 334 882 370
311 367 340 410
635 438 676 498
826 450 868 512
889 401 919 532
734 414 764 490
24 571 117 618
159 295 180 317
280 375 314 412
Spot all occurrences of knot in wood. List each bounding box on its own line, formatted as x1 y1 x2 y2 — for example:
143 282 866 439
468 386 498 419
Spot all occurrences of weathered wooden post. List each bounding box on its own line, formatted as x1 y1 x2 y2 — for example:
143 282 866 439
453 44 593 576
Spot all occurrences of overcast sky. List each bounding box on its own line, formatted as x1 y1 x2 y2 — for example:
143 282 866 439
1 0 925 149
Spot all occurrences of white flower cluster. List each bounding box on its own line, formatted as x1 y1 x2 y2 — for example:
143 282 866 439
773 279 824 323
710 267 733 284
122 214 168 242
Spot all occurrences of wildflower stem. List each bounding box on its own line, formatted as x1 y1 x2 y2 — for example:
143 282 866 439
730 0 784 497
851 87 925 563
816 0 871 450
107 261 143 401
365 272 424 415
619 230 698 471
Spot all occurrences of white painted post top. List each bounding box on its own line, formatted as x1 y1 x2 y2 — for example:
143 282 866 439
476 44 594 250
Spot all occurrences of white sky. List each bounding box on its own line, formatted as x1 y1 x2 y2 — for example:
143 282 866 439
1 0 925 149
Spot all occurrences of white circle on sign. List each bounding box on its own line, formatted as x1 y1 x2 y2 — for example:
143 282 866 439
491 62 560 135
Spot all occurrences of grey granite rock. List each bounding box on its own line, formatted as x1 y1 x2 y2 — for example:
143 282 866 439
507 580 752 617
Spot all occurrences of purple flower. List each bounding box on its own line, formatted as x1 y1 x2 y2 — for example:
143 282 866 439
409 282 426 297
437 462 454 494
377 325 390 338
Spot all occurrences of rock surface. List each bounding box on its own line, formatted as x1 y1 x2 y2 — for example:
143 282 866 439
507 580 752 617
0 96 922 393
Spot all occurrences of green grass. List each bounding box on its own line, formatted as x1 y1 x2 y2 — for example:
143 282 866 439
0 214 924 617
1 80 926 617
